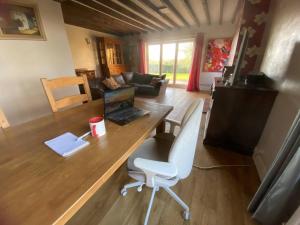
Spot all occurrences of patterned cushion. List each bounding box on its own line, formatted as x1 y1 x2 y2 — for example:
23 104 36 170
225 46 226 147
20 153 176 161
102 77 120 90
122 72 134 83
113 75 126 85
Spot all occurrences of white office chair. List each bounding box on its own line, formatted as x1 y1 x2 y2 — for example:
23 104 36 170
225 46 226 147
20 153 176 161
121 99 204 225
158 100 200 139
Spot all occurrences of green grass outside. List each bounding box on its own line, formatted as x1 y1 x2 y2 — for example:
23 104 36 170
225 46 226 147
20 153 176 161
164 73 190 81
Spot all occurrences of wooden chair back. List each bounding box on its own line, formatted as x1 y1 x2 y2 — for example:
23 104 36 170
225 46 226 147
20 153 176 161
41 75 92 112
0 108 10 128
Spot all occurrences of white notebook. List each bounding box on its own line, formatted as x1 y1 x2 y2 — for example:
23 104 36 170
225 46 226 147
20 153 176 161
45 132 90 157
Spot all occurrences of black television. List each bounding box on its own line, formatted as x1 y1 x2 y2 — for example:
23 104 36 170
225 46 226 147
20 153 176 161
230 28 249 85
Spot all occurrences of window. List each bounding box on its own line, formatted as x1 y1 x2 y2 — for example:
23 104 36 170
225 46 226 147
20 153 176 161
176 42 194 85
162 43 176 82
148 44 160 74
147 40 194 85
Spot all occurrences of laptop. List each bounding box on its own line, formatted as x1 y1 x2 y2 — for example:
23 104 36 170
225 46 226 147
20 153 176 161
103 87 149 125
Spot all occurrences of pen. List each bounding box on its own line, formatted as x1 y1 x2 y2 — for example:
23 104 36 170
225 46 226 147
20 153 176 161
76 131 91 141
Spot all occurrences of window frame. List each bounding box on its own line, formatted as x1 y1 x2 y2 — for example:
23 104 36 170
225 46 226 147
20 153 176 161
147 39 195 85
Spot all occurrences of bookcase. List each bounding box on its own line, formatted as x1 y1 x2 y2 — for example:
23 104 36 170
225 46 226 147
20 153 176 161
96 37 127 78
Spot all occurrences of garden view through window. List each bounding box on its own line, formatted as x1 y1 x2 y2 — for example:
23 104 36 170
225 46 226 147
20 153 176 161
148 41 194 85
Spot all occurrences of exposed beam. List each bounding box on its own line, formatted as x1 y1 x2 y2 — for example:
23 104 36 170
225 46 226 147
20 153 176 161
116 0 172 30
138 0 180 28
183 0 200 26
161 0 189 27
201 0 211 25
61 1 133 35
72 0 151 32
232 0 242 24
95 0 163 32
219 0 224 24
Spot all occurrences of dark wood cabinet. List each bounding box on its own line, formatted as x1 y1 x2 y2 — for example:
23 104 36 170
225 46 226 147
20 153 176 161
203 77 278 155
75 69 96 80
96 37 127 78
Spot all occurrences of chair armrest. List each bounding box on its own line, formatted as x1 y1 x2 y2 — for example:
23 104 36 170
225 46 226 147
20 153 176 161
165 118 181 126
164 118 181 134
134 158 177 187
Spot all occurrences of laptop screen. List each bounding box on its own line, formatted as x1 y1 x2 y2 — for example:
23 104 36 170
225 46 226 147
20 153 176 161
104 87 135 116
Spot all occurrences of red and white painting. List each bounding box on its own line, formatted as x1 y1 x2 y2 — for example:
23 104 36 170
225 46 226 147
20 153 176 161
203 38 232 72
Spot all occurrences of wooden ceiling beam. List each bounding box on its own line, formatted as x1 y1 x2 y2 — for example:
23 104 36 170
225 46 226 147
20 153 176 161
72 0 153 32
116 0 172 30
161 0 189 27
138 0 180 28
201 0 211 25
94 0 163 32
219 0 224 24
183 0 200 26
61 1 141 35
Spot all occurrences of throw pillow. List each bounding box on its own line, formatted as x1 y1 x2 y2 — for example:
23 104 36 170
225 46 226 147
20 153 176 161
147 74 166 80
160 74 166 80
102 77 120 90
122 72 134 83
150 77 162 87
113 75 126 85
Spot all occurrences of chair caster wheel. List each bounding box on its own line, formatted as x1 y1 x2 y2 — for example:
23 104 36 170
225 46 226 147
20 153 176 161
137 185 143 192
120 189 127 196
182 211 190 221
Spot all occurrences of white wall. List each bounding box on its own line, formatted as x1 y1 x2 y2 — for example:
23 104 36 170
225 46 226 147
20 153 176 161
0 0 76 125
253 0 300 179
141 23 237 90
65 24 116 77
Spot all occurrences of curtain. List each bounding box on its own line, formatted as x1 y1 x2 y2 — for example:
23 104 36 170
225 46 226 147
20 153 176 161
138 39 147 74
248 110 300 225
187 33 204 92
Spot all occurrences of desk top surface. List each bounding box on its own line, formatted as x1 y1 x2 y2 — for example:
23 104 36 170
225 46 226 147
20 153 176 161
0 100 172 225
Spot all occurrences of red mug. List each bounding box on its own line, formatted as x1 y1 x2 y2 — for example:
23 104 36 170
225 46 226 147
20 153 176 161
89 116 106 137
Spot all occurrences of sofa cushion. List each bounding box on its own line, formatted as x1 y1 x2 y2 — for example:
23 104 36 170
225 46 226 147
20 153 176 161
132 83 159 96
131 73 153 84
147 74 166 80
150 77 163 87
122 72 134 83
102 77 120 90
113 74 126 85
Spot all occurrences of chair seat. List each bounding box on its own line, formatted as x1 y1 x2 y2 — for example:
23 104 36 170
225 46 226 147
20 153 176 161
127 136 173 172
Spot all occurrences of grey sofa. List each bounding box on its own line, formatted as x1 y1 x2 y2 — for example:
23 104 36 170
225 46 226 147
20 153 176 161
84 72 169 100
121 72 169 96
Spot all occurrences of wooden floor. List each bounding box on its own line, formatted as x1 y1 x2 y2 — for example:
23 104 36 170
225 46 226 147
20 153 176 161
67 88 260 225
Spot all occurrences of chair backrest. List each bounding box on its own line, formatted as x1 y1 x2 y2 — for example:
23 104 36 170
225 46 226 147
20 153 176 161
168 99 204 179
0 108 10 129
181 100 200 126
41 75 92 112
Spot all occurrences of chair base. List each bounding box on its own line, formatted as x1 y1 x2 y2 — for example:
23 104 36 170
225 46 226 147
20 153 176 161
120 182 190 225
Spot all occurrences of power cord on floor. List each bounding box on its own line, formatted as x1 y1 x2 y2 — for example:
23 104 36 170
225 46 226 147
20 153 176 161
193 164 250 170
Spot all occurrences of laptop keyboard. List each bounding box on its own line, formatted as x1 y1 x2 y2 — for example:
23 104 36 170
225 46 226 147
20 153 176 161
109 107 142 120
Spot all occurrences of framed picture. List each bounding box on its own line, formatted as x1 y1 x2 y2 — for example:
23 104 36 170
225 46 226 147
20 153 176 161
0 1 46 40
203 38 232 72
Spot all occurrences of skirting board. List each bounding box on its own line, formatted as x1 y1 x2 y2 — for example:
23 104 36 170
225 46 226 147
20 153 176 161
199 84 211 91
253 149 268 180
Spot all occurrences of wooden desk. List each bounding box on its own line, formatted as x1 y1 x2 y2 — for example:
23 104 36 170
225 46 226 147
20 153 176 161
0 100 172 225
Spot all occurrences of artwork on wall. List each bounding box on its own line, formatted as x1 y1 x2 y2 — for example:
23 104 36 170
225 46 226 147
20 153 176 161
203 38 232 72
0 1 46 40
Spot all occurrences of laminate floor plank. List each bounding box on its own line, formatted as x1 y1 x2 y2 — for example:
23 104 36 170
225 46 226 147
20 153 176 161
67 88 260 225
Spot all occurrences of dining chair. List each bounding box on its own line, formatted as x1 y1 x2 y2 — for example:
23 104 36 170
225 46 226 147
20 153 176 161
0 108 10 128
160 100 200 139
41 75 92 112
121 99 204 225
